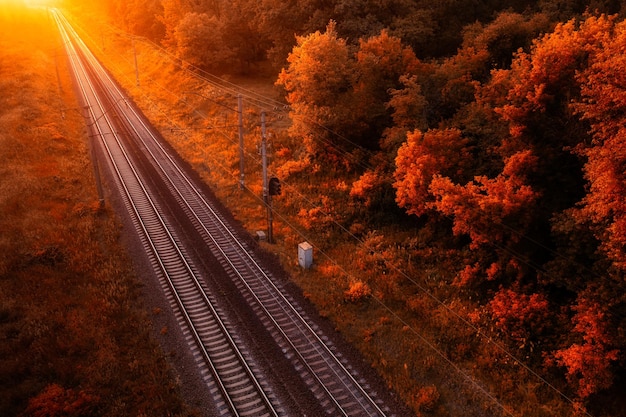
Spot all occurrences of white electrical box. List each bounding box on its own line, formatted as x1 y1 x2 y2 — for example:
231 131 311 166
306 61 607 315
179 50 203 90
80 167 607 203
298 242 313 269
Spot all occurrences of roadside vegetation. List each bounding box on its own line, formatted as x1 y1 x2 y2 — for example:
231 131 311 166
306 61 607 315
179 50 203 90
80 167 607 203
0 6 198 416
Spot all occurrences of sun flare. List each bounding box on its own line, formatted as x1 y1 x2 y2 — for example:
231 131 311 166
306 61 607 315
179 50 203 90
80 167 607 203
0 0 58 7
24 0 59 6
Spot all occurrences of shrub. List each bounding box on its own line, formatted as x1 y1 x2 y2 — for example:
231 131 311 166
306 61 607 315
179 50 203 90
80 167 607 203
414 385 440 412
489 288 550 343
22 384 100 417
344 280 372 303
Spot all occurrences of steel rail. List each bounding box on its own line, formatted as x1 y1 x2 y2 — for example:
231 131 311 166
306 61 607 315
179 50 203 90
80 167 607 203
55 10 278 417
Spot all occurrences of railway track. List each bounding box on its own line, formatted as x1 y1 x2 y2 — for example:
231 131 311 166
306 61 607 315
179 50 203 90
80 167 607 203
55 12 279 417
55 9 397 416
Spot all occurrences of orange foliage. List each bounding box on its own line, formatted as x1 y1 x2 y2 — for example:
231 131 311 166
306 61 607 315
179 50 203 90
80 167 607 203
413 385 440 413
350 170 384 207
172 12 235 70
276 21 355 155
394 128 470 217
352 30 422 148
386 75 428 130
429 150 538 249
344 280 372 303
461 12 551 70
297 196 338 233
71 3 626 411
356 29 420 77
278 24 426 155
493 15 615 138
277 21 353 108
572 18 626 271
457 263 481 286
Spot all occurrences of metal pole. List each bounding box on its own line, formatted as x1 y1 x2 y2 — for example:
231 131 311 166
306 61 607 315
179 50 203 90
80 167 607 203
132 37 139 86
54 53 63 93
83 106 105 208
91 140 106 209
261 111 273 243
238 94 245 190
267 194 273 244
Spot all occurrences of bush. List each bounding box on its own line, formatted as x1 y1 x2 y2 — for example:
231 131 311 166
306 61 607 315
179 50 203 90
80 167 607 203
344 280 372 303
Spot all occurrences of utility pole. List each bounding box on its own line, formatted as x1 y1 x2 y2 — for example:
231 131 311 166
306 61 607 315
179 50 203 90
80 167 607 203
54 52 63 93
91 141 105 209
132 37 139 86
83 105 105 208
238 94 245 190
261 111 273 243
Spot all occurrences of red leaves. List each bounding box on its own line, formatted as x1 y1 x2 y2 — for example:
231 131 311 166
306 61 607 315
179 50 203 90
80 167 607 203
489 288 549 343
553 298 619 398
24 384 100 417
486 16 615 138
350 170 383 207
394 126 538 250
570 19 626 271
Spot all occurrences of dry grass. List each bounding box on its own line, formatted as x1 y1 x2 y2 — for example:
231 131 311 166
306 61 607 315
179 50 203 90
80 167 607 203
0 6 197 416
64 9 588 417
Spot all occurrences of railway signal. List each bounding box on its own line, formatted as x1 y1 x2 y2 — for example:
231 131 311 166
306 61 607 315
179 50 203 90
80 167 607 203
261 111 274 243
269 176 281 196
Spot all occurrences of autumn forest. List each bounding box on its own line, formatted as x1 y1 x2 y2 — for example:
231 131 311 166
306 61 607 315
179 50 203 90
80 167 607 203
4 0 626 415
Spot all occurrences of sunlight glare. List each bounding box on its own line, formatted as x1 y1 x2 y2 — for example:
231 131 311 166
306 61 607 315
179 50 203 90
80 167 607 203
0 0 58 7
25 0 58 6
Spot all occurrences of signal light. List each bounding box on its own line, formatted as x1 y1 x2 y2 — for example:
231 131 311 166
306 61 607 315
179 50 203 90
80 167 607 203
269 176 281 196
